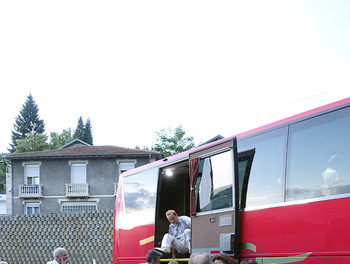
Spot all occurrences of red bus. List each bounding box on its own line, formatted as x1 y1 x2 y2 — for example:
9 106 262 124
113 97 350 264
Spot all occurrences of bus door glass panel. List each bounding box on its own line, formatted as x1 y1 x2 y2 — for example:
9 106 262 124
121 167 158 230
238 127 287 208
286 107 350 201
198 151 233 212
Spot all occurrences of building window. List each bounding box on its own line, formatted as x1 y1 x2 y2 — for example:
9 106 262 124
0 195 6 215
61 202 97 212
69 161 88 183
23 163 41 185
117 160 136 175
25 202 40 215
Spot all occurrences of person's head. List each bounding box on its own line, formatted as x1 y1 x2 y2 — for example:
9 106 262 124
146 249 163 264
53 247 68 264
0 261 8 264
189 253 213 264
166 209 179 225
212 254 236 264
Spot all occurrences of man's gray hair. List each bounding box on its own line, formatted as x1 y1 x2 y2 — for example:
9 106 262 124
189 253 213 264
53 247 66 259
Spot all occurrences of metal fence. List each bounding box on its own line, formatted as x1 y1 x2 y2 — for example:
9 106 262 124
0 210 114 263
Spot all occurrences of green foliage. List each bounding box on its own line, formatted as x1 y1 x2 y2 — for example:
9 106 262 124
14 133 49 153
0 155 6 193
10 93 45 152
49 129 74 149
83 118 93 145
152 125 195 157
11 129 76 153
135 145 150 150
73 116 85 140
73 116 93 145
8 112 93 153
8 94 94 153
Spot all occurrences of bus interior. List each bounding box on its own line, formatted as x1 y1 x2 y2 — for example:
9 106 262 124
155 160 190 252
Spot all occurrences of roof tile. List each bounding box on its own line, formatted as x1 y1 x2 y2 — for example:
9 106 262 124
6 145 162 159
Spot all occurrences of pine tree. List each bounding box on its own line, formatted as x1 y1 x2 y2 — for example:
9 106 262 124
73 116 85 141
83 118 93 145
73 116 93 145
9 93 45 152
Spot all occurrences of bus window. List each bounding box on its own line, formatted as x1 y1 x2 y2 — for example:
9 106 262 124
197 150 233 212
237 149 255 210
286 107 350 201
121 167 158 230
238 127 287 208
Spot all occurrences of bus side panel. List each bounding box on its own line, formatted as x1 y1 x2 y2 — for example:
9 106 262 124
240 197 350 260
115 224 154 263
241 256 350 264
113 205 119 264
113 167 159 263
294 256 350 263
113 176 124 264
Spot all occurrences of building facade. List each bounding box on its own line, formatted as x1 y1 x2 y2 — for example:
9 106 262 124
4 139 163 215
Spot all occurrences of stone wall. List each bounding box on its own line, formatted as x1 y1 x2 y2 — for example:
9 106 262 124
0 210 114 263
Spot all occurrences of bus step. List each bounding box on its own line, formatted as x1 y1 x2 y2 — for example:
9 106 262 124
161 258 189 263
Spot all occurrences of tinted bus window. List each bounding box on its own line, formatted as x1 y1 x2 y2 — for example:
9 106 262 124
197 151 233 212
238 127 287 208
286 107 350 201
121 167 158 229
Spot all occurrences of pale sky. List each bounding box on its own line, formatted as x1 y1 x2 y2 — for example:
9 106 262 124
1 0 350 154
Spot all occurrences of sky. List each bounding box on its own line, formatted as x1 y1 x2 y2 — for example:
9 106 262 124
1 0 350 154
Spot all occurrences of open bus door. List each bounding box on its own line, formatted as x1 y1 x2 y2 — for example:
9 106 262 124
189 137 240 261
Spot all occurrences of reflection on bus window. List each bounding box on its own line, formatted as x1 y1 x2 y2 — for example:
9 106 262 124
238 127 287 208
286 107 350 201
197 151 233 212
121 167 158 229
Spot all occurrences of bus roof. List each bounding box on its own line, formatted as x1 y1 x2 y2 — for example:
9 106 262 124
122 97 350 177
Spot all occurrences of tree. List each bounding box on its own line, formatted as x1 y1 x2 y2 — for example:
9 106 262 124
49 129 74 149
152 125 196 157
73 116 93 145
0 155 6 193
83 118 93 145
10 93 45 152
135 145 150 150
73 116 85 140
14 133 49 153
13 129 75 153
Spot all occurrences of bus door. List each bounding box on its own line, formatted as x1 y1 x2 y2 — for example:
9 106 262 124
189 138 239 259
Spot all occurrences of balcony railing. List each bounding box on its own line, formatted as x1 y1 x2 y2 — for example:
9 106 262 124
65 183 89 197
19 184 43 198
